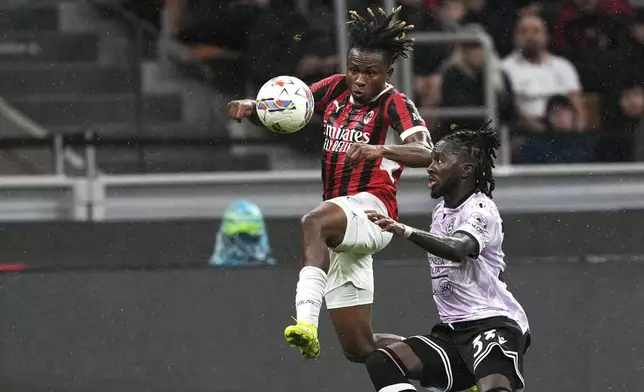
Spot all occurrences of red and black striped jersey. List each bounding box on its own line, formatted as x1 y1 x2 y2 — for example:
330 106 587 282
310 74 430 221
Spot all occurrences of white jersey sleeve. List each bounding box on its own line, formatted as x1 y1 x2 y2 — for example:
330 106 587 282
453 199 500 255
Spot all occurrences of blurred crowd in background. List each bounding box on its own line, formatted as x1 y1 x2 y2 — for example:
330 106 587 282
108 0 644 164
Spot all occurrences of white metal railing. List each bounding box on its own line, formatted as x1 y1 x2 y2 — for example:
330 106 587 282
3 163 644 221
94 164 644 220
94 162 644 184
0 175 89 220
0 97 86 174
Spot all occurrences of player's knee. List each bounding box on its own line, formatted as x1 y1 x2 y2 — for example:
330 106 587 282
300 203 346 245
365 349 417 392
343 349 373 363
300 208 332 234
374 333 405 348
477 373 513 392
343 345 376 363
364 348 407 376
300 210 322 231
364 349 390 370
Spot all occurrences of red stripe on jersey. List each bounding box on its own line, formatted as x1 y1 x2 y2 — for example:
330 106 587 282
355 93 402 219
331 105 369 198
392 93 417 132
322 89 351 200
345 95 391 196
321 79 343 112
325 92 353 196
323 142 335 201
310 74 344 115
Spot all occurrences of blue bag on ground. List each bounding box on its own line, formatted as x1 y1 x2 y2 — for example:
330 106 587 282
209 200 276 267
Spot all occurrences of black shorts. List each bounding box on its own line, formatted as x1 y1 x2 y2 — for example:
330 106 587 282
404 316 531 392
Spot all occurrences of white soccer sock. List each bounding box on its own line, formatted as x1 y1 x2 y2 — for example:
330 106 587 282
295 266 328 329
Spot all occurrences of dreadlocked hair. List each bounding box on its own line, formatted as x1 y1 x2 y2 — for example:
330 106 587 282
444 120 501 197
347 6 415 65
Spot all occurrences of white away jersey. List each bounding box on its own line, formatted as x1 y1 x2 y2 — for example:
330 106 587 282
428 192 529 333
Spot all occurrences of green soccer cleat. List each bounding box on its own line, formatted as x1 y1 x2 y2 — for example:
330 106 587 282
284 319 320 360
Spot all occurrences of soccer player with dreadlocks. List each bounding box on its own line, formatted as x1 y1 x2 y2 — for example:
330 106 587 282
228 7 433 362
365 123 531 392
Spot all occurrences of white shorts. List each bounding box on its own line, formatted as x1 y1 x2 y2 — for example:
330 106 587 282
323 192 393 310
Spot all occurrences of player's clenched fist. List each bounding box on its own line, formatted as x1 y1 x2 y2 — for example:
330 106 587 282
365 210 405 236
346 143 384 168
227 99 256 122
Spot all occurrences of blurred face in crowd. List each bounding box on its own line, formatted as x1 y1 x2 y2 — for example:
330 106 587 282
548 106 576 132
464 0 485 13
573 0 598 12
462 44 485 69
620 86 644 118
440 0 466 25
515 15 548 61
631 22 644 44
346 48 392 105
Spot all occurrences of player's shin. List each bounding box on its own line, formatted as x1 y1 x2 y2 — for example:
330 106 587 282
295 266 328 328
365 349 417 392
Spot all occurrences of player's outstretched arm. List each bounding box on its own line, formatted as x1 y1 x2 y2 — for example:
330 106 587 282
380 131 433 167
227 99 264 127
365 210 477 263
373 93 434 168
345 132 433 168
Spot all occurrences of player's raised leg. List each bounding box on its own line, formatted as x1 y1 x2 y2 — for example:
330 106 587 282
284 200 347 359
318 193 398 362
285 192 395 360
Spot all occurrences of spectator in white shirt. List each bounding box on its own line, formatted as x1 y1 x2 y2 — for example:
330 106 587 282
502 14 586 132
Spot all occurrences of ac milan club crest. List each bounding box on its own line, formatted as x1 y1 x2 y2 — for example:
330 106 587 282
363 110 375 124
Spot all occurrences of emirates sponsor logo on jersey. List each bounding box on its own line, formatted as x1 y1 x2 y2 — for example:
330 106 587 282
322 123 372 153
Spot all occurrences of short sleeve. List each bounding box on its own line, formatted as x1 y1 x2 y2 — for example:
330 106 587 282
556 58 582 94
454 201 498 256
387 93 431 142
309 74 344 115
500 56 518 90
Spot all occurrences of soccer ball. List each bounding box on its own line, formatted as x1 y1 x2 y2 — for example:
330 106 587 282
255 75 315 134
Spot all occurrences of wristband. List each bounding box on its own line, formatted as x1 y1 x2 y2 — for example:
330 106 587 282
403 225 414 238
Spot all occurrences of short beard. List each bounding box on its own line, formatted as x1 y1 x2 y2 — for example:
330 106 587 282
520 46 541 62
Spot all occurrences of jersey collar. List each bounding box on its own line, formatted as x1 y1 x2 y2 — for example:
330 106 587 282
348 84 393 105
443 191 478 212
